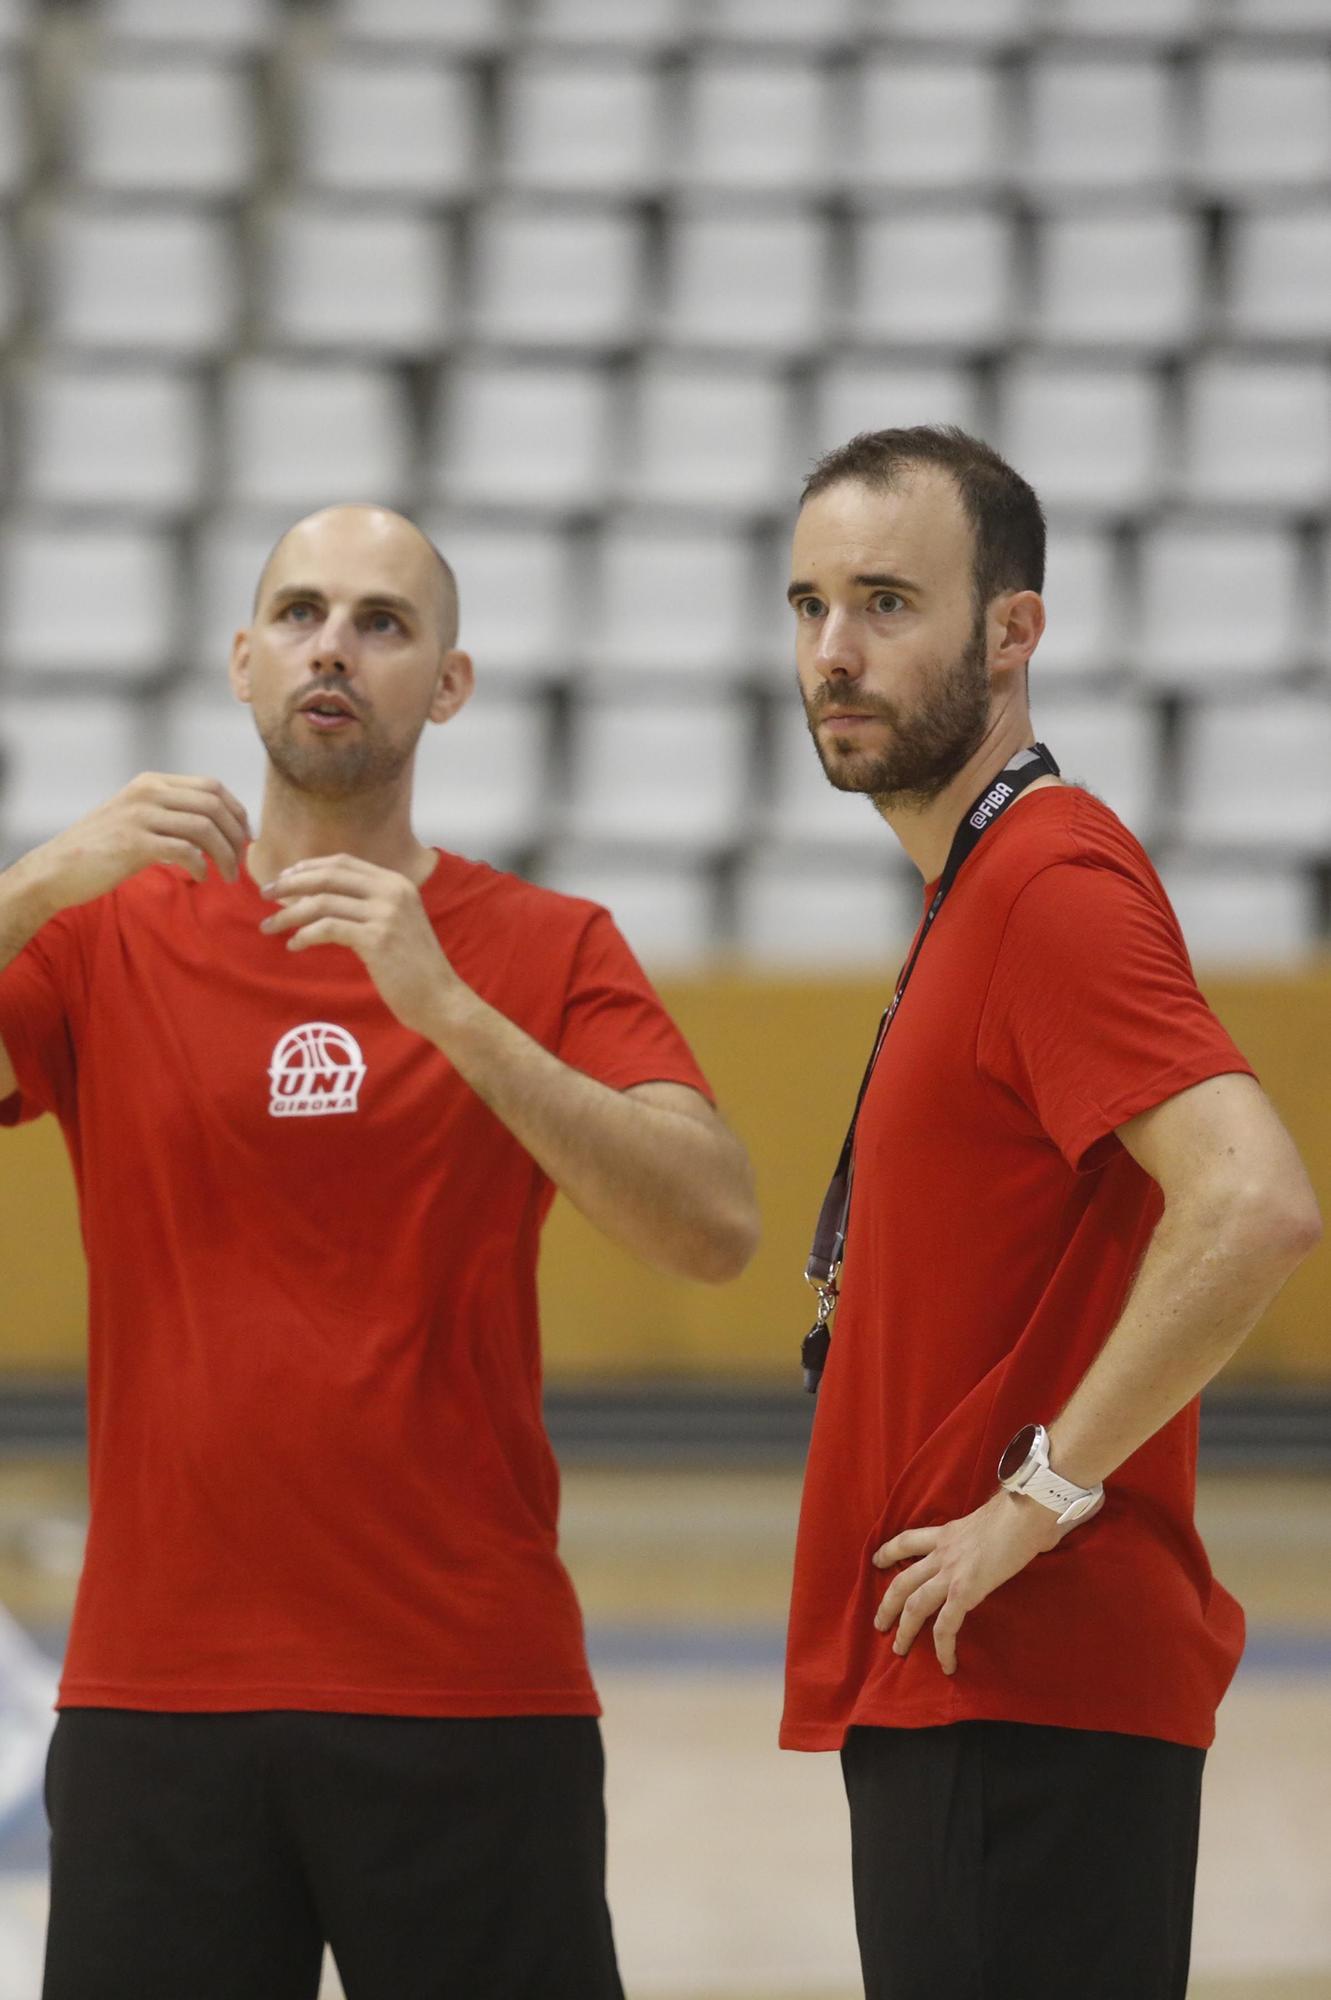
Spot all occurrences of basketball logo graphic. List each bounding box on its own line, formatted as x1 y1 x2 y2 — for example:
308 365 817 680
268 1022 367 1119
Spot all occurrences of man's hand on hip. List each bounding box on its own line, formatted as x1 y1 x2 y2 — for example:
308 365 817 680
261 854 462 1039
870 1488 1073 1676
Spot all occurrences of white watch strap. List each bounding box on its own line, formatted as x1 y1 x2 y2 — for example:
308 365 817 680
1011 1460 1096 1515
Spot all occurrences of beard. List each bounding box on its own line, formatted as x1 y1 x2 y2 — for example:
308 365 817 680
803 609 992 812
256 690 420 802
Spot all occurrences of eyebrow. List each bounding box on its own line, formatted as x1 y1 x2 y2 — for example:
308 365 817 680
786 571 920 603
267 584 419 619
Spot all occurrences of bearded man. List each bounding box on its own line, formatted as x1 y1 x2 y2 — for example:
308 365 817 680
779 428 1320 2000
0 504 759 2000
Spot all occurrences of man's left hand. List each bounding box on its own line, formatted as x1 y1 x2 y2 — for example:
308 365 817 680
260 855 462 1040
871 1488 1072 1676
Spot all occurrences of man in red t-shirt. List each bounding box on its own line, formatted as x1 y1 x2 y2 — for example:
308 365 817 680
0 504 760 2000
781 428 1321 2000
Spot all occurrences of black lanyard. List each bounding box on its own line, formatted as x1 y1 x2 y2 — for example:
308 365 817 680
801 744 1061 1394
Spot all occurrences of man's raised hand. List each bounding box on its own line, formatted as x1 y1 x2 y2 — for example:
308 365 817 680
259 855 459 1039
28 774 252 913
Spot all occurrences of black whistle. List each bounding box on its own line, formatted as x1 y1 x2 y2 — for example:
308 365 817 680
801 1320 830 1395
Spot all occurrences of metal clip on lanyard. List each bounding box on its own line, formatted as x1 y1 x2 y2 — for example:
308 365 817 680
801 744 1061 1394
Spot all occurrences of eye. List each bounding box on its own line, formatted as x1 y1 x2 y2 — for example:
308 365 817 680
365 610 403 635
792 596 825 620
280 600 315 623
870 591 903 614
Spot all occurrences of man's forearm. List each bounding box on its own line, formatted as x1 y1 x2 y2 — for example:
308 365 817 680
422 981 759 1284
1048 1189 1317 1490
0 851 61 974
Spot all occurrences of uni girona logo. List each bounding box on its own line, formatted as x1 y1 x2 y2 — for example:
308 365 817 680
268 1022 367 1119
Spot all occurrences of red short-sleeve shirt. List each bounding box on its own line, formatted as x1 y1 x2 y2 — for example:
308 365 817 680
782 787 1252 1753
0 851 713 1716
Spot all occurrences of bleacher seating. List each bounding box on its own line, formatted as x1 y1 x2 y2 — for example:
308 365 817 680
294 60 480 201
43 206 240 355
561 695 752 854
734 854 922 971
430 359 614 512
20 363 204 517
0 3 1328 971
468 203 644 349
71 62 259 198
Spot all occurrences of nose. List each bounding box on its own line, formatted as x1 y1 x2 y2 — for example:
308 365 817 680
310 607 356 675
812 606 865 683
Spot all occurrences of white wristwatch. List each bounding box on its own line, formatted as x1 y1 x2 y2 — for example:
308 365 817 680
997 1424 1103 1529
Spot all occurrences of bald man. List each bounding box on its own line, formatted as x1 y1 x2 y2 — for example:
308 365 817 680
0 506 759 2000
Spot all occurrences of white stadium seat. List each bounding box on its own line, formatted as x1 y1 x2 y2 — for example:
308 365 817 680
855 59 1006 193
1033 695 1161 844
1043 0 1205 34
659 208 827 356
757 705 893 856
498 59 664 194
329 0 510 53
222 361 412 512
539 850 716 972
191 514 290 678
469 204 644 350
1180 357 1331 512
621 359 793 514
0 0 29 49
293 60 479 200
1227 207 1331 344
1032 208 1202 350
999 363 1164 514
1196 54 1331 194
1220 0 1331 21
412 694 554 862
849 208 1013 350
1138 522 1305 690
71 62 258 198
0 524 178 680
0 696 145 851
419 516 576 686
525 0 686 48
733 854 921 971
430 360 614 512
700 0 860 44
588 528 755 681
877 0 1031 43
19 362 204 516
1177 696 1331 854
1035 528 1122 684
1024 57 1177 192
561 695 752 854
673 60 834 193
1160 859 1319 970
811 362 981 461
94 0 278 50
160 693 268 820
43 205 239 356
0 62 29 198
260 204 453 356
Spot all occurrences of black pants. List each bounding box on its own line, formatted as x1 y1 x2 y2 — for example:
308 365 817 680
43 1708 624 2000
841 1720 1205 2000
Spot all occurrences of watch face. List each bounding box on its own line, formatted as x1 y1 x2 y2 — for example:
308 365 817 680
998 1424 1040 1482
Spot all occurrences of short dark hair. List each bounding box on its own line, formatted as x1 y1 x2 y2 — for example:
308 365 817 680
801 425 1046 610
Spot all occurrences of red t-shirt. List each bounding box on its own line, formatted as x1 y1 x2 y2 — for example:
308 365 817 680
0 851 712 1717
782 787 1253 1753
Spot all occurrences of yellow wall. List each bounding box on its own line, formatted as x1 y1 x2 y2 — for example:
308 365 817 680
2 970 1329 1385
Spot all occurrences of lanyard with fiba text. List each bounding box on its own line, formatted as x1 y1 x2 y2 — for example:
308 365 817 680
800 743 1061 1394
